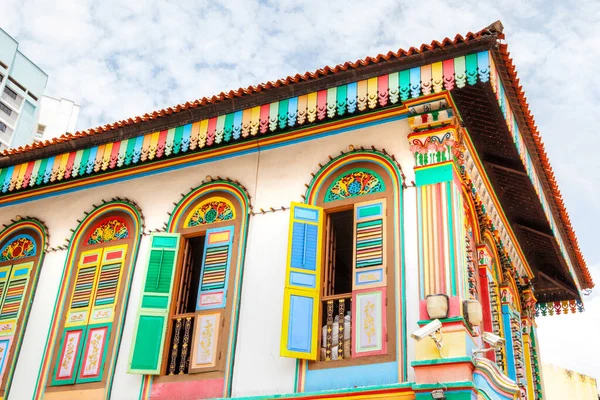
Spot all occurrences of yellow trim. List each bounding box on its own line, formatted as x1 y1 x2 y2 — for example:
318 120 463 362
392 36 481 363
65 249 103 328
90 244 128 325
280 202 324 361
182 196 236 228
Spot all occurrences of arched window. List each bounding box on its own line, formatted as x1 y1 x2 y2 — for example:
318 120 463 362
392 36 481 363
43 202 142 398
280 151 405 384
0 219 46 399
129 181 250 399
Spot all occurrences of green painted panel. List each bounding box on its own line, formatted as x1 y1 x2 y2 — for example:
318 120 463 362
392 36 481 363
141 295 169 309
152 235 178 248
129 314 166 373
143 249 176 294
358 205 382 219
415 163 454 186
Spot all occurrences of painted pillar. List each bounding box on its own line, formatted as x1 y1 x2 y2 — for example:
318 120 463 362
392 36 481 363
408 103 466 301
520 287 541 400
407 99 476 397
476 244 494 363
501 283 527 399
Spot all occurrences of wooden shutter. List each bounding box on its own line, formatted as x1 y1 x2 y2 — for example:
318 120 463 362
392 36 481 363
280 203 324 360
76 244 127 383
0 262 32 384
128 233 180 375
195 226 234 310
188 226 234 373
53 250 102 386
351 199 387 358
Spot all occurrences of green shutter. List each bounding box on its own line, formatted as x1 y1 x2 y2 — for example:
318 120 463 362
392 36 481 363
128 233 180 374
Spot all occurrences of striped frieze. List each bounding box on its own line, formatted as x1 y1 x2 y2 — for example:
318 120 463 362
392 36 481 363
489 57 582 291
0 52 492 199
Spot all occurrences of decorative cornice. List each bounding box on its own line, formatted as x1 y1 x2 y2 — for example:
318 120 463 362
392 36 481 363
0 52 490 205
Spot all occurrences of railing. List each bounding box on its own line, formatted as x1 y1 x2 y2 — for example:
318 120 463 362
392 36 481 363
321 294 352 361
167 313 195 375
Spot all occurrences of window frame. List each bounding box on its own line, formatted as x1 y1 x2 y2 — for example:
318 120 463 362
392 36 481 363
154 191 242 383
308 162 396 370
0 229 43 396
45 211 136 392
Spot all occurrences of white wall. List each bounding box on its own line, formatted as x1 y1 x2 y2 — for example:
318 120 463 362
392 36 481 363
38 96 80 141
0 117 419 399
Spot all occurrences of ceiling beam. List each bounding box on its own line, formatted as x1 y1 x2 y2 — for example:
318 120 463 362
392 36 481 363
515 223 554 239
537 271 578 298
484 160 529 177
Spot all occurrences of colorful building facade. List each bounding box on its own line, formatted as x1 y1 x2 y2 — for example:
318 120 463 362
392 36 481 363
0 21 592 400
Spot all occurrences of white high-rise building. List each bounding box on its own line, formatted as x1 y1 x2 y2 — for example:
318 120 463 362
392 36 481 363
0 28 48 150
35 95 80 142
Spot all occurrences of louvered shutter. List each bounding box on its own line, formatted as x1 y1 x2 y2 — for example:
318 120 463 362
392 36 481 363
351 199 387 358
76 245 127 383
188 226 234 373
280 203 323 360
52 250 102 386
128 233 180 374
0 262 32 384
195 226 234 310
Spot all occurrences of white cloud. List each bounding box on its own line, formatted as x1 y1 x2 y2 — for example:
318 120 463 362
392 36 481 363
3 0 600 383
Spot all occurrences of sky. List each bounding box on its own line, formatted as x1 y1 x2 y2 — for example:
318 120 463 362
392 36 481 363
3 0 600 382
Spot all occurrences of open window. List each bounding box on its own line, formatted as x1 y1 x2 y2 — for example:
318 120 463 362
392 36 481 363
281 164 395 368
129 192 245 395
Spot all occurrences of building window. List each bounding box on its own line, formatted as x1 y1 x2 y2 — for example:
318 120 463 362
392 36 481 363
3 87 17 101
0 103 11 117
0 122 6 133
129 185 249 398
0 221 46 399
46 208 141 393
281 162 396 368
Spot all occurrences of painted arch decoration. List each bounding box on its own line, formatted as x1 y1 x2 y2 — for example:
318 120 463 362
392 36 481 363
324 168 385 202
0 234 36 262
86 218 129 245
183 197 236 227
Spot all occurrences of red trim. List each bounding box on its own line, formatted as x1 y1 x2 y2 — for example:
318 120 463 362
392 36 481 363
55 329 83 380
79 326 108 379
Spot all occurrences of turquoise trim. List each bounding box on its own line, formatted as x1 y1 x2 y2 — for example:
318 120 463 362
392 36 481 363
411 356 474 367
415 163 453 186
413 382 475 390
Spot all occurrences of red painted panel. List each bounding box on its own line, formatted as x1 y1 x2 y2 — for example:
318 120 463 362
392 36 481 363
150 378 224 400
105 250 123 261
82 254 99 264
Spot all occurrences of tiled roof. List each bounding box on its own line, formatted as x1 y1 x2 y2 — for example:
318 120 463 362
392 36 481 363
0 23 501 157
495 43 593 289
0 21 592 289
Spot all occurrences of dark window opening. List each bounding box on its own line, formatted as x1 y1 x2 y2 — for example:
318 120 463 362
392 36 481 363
323 209 354 296
0 122 6 133
165 234 206 375
0 102 11 116
3 86 17 100
320 209 354 361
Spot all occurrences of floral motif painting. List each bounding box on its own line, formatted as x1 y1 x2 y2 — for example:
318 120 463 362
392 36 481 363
0 235 36 262
325 169 385 202
186 199 234 227
87 219 129 245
